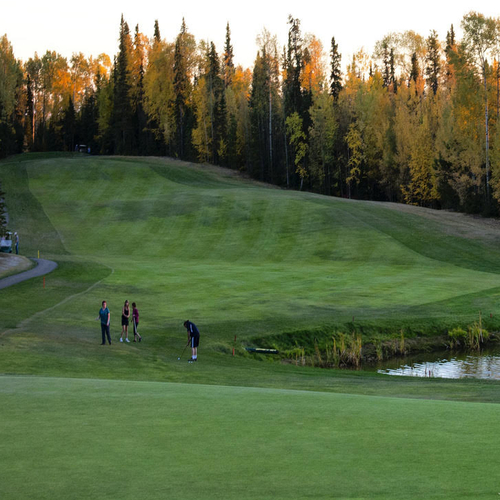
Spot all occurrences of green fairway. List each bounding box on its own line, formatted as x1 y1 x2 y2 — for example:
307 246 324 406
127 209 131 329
3 154 500 343
2 376 500 500
2 153 500 499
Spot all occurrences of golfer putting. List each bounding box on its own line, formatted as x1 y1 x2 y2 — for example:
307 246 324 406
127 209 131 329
184 320 200 363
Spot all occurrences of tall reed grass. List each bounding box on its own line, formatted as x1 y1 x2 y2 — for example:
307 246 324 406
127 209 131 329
448 312 489 350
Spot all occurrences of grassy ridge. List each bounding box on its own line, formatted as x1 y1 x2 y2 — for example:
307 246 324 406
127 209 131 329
9 155 500 329
3 154 500 379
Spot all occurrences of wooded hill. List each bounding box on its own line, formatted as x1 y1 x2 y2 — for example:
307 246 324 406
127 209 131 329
1 12 500 215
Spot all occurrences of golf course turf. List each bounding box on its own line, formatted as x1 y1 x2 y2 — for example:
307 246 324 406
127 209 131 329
1 153 500 499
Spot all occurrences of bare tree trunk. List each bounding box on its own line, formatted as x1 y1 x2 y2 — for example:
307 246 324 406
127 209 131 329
284 129 289 188
269 86 272 175
497 60 499 119
484 61 490 200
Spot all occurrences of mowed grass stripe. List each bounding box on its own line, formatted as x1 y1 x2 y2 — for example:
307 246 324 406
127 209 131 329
1 376 499 500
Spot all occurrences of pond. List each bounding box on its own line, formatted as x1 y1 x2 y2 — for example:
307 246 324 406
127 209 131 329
365 346 500 380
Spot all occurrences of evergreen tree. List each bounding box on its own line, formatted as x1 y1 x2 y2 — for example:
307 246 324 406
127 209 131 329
153 19 161 45
250 50 270 180
222 22 235 88
207 41 227 165
283 16 304 117
96 67 114 154
426 30 440 95
24 74 34 151
444 25 457 87
382 42 391 88
390 47 397 93
173 19 193 159
409 52 420 86
446 24 456 54
78 88 98 153
62 96 76 151
112 15 134 154
131 24 148 154
329 36 342 101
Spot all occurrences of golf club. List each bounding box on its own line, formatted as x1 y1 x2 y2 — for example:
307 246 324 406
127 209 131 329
178 341 190 361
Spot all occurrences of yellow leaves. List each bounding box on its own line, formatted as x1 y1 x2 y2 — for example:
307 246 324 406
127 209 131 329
401 121 439 206
231 65 252 100
286 112 308 180
346 123 364 186
192 76 211 162
300 35 325 94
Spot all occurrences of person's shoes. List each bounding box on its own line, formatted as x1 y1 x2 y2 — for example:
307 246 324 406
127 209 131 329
133 339 137 342
125 338 130 343
120 338 123 342
139 337 142 342
100 343 105 345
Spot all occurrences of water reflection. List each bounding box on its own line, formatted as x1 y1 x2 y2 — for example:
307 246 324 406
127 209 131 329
372 348 500 379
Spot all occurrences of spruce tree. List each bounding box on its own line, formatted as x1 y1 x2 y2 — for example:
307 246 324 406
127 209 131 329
112 15 134 154
24 74 34 151
62 96 76 151
250 50 270 181
382 42 391 88
207 41 227 165
132 24 147 154
409 52 420 87
174 19 192 159
446 24 455 54
329 36 342 101
426 30 440 95
153 20 161 45
445 25 456 85
78 90 98 152
283 16 304 117
390 47 397 93
222 22 235 88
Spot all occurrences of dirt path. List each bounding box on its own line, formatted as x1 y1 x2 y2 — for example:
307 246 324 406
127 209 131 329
0 258 58 290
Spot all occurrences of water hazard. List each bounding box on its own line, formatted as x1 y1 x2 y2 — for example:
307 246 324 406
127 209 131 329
368 347 500 380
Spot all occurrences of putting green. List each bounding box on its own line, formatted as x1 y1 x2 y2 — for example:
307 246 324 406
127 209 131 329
2 376 499 500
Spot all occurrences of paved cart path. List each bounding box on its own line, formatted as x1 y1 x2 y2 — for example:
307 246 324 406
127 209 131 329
0 258 58 290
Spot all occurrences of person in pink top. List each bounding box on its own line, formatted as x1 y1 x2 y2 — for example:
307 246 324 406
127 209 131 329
132 302 142 342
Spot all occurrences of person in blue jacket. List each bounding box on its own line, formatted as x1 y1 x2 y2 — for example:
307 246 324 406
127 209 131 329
97 300 111 345
184 320 200 362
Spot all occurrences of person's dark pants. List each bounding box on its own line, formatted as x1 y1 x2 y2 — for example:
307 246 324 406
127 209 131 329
101 323 111 344
15 243 18 254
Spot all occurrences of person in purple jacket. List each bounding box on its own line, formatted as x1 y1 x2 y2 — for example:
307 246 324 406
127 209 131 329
132 302 142 342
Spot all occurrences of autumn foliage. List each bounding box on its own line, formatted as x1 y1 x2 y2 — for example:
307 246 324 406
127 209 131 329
2 12 500 215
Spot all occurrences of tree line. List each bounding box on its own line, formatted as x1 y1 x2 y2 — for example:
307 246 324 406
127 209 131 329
2 12 500 215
